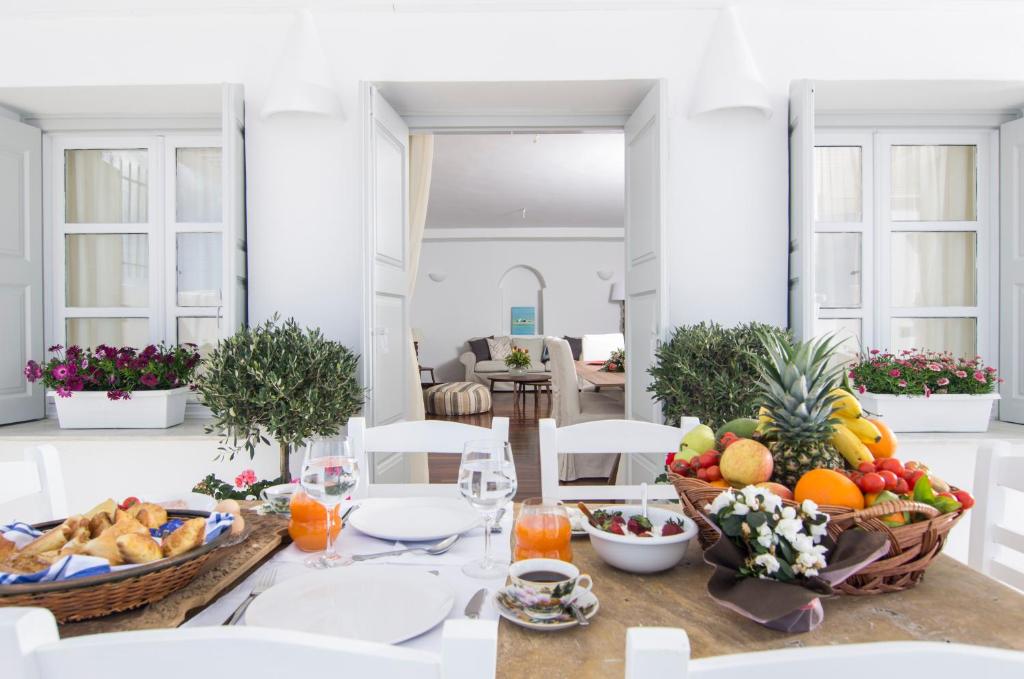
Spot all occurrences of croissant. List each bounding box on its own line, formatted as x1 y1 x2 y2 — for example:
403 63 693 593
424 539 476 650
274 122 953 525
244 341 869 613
116 533 162 564
161 517 205 557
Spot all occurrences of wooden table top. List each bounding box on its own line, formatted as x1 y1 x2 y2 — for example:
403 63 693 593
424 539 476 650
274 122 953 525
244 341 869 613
496 515 1024 679
487 373 552 383
575 361 625 387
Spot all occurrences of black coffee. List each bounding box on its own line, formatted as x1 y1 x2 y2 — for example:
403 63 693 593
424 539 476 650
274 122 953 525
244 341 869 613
519 570 568 583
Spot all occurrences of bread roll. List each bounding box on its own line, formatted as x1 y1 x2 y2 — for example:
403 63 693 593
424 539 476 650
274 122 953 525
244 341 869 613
161 517 205 557
116 533 162 564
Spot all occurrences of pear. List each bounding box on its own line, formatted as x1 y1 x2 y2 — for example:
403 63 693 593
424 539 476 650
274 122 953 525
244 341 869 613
680 424 716 454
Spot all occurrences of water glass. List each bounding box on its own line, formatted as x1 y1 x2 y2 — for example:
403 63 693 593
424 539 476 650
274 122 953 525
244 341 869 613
458 439 517 578
300 436 358 568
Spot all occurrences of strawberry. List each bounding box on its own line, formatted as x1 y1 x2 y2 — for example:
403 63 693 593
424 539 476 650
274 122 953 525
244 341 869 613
661 518 686 537
606 521 625 535
627 514 653 536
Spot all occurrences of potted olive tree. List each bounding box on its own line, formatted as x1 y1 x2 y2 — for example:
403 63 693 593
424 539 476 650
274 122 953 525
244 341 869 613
195 316 364 482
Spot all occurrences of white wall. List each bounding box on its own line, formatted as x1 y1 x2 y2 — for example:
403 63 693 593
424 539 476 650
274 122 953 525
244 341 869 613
4 3 1024 352
413 238 623 380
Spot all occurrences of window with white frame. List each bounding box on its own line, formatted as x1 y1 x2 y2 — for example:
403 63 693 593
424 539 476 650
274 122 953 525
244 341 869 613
51 133 235 355
813 128 996 361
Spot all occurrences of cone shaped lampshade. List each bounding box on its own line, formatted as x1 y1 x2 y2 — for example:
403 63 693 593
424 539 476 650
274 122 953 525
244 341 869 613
261 9 343 119
690 7 772 118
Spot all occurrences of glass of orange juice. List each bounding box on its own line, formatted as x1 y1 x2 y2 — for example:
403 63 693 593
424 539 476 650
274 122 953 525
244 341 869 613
514 498 572 562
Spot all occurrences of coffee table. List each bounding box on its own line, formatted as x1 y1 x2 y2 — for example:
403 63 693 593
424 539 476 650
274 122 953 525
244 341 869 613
487 373 552 416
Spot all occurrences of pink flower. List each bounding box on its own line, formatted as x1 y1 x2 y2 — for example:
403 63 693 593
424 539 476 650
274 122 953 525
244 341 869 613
140 372 159 387
870 349 880 355
23 360 43 382
889 369 901 378
927 363 942 372
924 386 932 397
234 469 257 489
986 366 997 373
55 386 72 398
955 370 967 378
974 371 986 383
51 364 71 380
937 377 950 387
857 385 866 394
898 380 908 388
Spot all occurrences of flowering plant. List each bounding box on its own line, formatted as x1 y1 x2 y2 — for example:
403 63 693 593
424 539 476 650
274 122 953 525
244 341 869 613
704 486 830 582
192 469 285 501
24 343 201 401
504 347 532 370
602 348 625 373
849 348 999 397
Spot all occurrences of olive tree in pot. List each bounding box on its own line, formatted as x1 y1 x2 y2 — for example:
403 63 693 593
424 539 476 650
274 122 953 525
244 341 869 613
195 316 364 482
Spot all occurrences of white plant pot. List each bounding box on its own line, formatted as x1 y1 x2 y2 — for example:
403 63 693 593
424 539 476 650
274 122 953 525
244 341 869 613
50 387 190 429
858 391 1000 433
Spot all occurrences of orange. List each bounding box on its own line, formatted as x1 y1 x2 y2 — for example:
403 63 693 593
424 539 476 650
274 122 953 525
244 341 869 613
866 418 898 459
864 493 909 526
794 469 865 510
288 490 342 552
709 479 730 488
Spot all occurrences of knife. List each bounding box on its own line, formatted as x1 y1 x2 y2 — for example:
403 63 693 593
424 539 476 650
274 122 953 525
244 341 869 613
465 588 488 619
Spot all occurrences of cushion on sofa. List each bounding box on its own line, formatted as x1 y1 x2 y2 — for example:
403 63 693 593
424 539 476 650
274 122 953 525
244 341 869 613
468 336 492 362
487 336 513 361
564 336 583 361
474 360 509 373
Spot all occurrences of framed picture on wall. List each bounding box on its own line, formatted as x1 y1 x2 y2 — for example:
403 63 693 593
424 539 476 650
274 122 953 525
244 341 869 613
510 306 536 335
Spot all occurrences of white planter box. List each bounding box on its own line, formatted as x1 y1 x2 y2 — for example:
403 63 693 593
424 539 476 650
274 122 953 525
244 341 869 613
858 391 1000 433
50 387 190 429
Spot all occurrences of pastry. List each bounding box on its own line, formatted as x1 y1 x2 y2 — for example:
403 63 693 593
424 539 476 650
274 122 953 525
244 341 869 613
59 526 91 556
20 525 69 556
88 512 113 537
83 499 117 521
161 517 205 557
131 503 168 529
104 515 149 539
116 534 162 564
83 533 123 565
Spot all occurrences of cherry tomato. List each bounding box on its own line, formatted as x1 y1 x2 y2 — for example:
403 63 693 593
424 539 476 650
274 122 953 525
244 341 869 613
861 472 885 494
908 469 927 487
119 496 140 510
878 458 904 476
699 452 718 468
705 464 722 482
669 460 690 476
878 470 899 491
858 462 876 474
953 490 975 509
696 468 709 481
894 478 910 495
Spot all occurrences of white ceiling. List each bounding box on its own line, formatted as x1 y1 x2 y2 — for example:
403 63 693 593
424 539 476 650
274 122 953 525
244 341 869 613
815 80 1024 113
425 132 624 229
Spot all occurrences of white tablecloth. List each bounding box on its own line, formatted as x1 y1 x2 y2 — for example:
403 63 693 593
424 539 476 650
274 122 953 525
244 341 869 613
183 501 513 654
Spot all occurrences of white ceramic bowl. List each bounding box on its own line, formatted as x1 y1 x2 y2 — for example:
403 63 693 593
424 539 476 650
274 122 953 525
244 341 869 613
582 505 698 574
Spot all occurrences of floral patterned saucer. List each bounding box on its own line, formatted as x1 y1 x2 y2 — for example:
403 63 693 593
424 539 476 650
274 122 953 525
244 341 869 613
494 587 599 631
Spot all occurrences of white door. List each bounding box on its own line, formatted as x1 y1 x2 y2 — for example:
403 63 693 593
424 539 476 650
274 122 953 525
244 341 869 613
624 82 667 424
366 86 410 434
788 79 816 341
1000 117 1024 423
0 117 43 425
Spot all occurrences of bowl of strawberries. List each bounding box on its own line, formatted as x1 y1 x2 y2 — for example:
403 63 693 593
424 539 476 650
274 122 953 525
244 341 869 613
581 505 698 574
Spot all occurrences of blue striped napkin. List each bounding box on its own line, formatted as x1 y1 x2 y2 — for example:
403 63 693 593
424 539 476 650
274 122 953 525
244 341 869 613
0 512 234 585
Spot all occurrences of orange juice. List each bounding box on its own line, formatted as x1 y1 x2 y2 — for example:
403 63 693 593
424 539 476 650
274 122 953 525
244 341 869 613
514 512 572 562
288 489 342 552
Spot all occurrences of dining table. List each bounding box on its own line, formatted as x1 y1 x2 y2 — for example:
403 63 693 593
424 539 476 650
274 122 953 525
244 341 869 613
575 361 625 389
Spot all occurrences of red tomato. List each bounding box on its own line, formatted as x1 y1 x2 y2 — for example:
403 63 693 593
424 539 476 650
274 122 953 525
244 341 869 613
705 465 722 482
878 458 904 476
669 460 690 476
894 477 910 495
858 462 876 474
908 469 927 487
119 496 140 510
699 452 718 468
878 470 899 491
861 472 885 494
696 468 709 481
953 490 975 509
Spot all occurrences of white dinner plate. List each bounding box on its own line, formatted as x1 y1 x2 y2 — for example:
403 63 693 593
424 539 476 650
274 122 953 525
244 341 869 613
245 566 456 644
348 497 482 542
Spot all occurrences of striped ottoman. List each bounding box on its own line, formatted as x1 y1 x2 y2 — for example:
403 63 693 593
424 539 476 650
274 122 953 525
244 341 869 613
424 381 492 416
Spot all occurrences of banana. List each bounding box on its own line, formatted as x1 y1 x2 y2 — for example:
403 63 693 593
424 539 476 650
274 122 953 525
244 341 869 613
840 415 882 445
756 406 773 434
830 423 875 467
829 388 863 419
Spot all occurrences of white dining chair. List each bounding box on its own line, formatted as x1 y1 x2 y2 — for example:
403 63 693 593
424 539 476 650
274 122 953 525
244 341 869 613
4 607 497 679
623 627 1024 678
0 444 68 524
539 418 698 502
348 416 510 498
968 440 1024 591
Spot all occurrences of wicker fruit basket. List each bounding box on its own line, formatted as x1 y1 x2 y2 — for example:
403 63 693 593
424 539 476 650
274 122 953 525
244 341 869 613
0 510 238 623
670 474 965 595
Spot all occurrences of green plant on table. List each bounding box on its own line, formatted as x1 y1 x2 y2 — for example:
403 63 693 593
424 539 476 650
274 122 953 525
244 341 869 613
504 347 533 370
194 315 364 482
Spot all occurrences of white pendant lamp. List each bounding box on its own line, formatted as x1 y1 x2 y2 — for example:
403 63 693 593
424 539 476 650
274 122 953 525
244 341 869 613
261 9 343 119
690 6 772 119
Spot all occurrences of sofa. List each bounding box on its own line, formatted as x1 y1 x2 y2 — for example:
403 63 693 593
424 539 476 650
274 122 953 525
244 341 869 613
459 333 624 391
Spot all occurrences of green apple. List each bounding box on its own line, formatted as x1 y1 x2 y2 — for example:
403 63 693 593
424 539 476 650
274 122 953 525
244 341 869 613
680 424 716 454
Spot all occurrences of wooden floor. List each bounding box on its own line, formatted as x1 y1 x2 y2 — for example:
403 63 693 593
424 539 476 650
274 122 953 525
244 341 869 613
427 391 545 499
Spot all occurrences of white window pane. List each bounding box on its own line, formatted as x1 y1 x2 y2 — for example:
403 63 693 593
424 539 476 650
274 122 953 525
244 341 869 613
176 233 222 306
814 232 861 308
891 232 976 307
178 317 218 356
890 145 976 221
816 318 861 363
66 318 149 349
814 147 862 222
176 148 222 222
891 317 977 358
65 149 148 223
66 234 148 308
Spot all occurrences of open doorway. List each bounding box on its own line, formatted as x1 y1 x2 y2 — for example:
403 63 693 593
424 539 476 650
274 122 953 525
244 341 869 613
361 80 668 495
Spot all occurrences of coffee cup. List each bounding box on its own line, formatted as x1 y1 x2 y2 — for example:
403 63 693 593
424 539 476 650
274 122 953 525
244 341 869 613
260 484 296 513
507 558 593 620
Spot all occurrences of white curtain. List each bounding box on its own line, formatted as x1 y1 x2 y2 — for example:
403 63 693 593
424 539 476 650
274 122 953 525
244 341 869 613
407 134 434 421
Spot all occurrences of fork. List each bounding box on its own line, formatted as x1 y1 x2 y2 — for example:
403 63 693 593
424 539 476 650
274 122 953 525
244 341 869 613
223 567 277 625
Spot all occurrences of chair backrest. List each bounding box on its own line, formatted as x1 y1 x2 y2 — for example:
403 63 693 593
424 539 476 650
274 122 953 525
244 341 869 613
348 416 510 498
624 627 1024 678
545 337 581 423
0 445 67 523
969 440 1024 590
539 418 696 501
3 607 497 679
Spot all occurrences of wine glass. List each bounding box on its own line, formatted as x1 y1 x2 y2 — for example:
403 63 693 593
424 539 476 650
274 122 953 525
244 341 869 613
300 436 358 568
458 439 518 579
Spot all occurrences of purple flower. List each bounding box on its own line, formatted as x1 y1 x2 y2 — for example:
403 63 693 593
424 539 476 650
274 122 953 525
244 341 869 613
142 344 158 358
131 357 150 371
116 356 130 370
107 389 124 401
66 345 83 359
108 374 119 385
167 372 179 386
55 386 72 398
23 360 43 382
67 377 84 391
48 344 63 353
99 345 118 360
140 372 159 387
51 364 71 380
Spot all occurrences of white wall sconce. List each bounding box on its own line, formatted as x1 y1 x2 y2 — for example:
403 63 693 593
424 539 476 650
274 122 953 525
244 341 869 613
690 6 772 119
428 272 447 283
261 9 343 119
597 269 614 281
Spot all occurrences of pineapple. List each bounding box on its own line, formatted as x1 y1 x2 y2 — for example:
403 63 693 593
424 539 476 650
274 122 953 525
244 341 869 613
753 330 846 488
